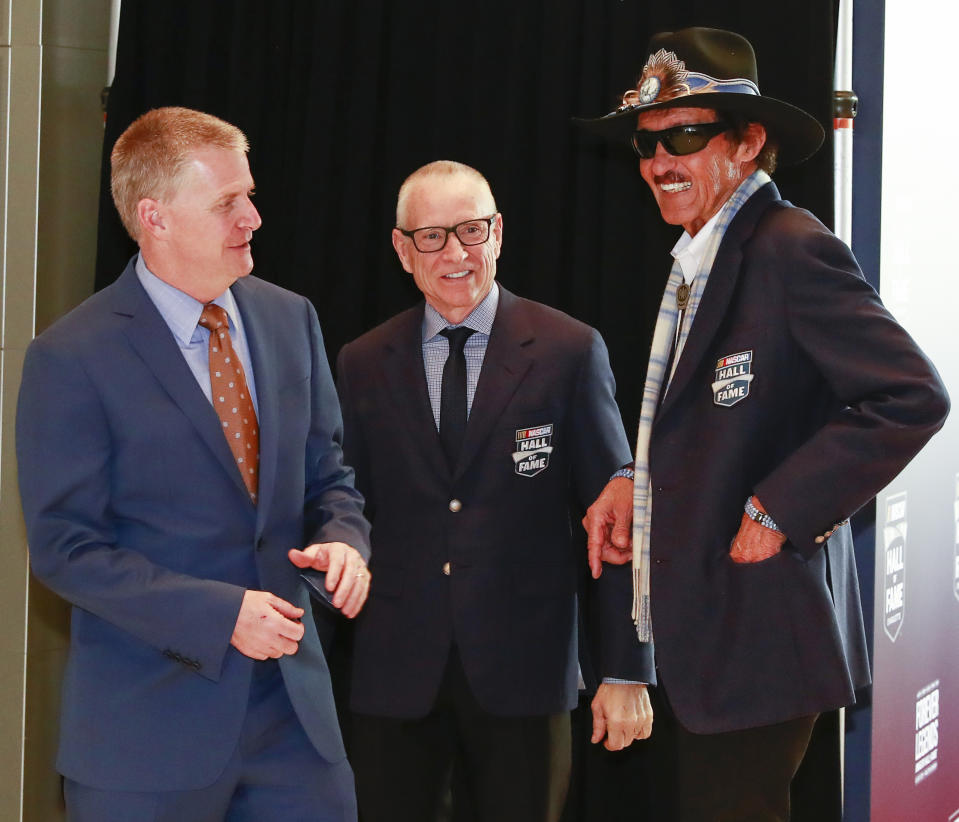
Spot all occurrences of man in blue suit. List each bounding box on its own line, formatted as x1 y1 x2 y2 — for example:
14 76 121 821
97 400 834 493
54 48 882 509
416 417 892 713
16 107 370 821
578 27 949 821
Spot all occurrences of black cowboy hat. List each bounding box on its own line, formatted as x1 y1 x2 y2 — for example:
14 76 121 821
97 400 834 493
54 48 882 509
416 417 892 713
575 27 824 166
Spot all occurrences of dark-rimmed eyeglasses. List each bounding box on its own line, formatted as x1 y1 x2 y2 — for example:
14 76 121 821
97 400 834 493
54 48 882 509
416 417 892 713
398 215 497 253
630 121 731 160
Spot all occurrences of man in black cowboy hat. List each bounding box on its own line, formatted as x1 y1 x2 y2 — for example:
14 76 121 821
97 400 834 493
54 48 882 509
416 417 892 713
578 26 949 820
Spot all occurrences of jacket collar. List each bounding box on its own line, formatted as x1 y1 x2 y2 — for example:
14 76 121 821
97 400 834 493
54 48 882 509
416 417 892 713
658 181 781 419
111 262 269 517
379 285 535 480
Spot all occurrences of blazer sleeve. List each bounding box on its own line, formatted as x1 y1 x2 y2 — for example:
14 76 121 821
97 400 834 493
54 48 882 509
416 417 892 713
567 327 656 683
752 210 949 556
301 300 371 559
335 341 374 516
595 563 657 684
16 337 244 682
569 328 633 504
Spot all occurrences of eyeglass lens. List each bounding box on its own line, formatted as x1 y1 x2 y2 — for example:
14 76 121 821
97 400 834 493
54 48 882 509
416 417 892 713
412 218 491 253
631 122 729 160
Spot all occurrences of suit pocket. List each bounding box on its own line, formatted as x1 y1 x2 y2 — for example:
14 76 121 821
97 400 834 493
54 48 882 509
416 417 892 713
722 546 793 569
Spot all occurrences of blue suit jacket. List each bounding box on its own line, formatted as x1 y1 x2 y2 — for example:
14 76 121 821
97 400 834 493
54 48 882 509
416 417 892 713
602 182 949 733
16 258 370 791
338 286 633 719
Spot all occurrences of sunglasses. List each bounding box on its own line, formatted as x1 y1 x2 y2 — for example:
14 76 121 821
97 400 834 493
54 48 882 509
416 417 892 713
630 121 731 159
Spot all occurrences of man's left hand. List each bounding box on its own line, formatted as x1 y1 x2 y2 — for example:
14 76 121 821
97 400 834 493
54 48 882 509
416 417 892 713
590 682 654 751
288 542 370 617
729 511 787 563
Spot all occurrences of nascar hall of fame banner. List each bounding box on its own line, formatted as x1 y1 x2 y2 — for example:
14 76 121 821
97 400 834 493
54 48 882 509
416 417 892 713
872 4 959 818
870 478 959 820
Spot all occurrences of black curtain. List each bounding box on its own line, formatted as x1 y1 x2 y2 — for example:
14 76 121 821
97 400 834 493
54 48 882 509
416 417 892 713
97 0 836 438
95 2 840 819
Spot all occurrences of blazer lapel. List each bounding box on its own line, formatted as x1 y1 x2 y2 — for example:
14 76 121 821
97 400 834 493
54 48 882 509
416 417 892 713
112 266 251 500
380 306 451 480
659 183 779 418
232 279 278 530
455 287 533 479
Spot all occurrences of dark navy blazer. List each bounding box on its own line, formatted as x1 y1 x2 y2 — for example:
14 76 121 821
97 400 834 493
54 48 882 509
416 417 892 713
601 182 949 734
16 259 370 790
338 286 633 719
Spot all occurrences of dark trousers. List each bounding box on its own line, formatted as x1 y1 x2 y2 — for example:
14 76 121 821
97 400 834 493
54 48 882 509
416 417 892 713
350 647 571 822
65 661 357 822
654 683 818 822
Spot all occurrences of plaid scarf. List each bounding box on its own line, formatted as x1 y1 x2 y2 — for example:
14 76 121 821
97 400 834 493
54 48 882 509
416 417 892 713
631 170 770 642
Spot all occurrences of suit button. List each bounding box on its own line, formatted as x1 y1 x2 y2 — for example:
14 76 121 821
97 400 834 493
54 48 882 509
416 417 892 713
448 499 462 513
442 562 451 576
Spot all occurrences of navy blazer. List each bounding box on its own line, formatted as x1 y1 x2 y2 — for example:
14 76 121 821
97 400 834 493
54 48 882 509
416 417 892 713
603 182 949 733
16 259 370 791
337 286 633 718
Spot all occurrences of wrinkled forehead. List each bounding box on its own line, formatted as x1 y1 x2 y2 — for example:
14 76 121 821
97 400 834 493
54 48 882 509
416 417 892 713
636 105 720 131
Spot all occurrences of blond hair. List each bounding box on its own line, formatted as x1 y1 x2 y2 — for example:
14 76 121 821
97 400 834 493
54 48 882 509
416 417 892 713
395 160 496 227
110 107 249 241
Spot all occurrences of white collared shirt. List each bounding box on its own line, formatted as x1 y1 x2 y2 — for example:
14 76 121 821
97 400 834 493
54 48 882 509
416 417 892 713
670 200 728 286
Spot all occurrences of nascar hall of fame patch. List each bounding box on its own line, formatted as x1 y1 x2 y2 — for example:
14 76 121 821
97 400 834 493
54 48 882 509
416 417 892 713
954 473 959 603
712 350 754 407
883 491 907 643
513 424 553 478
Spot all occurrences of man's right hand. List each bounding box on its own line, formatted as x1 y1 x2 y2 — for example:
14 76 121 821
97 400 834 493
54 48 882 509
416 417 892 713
583 476 635 578
230 590 306 660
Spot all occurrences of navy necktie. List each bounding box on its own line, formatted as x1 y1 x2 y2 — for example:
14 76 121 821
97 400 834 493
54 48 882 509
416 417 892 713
439 326 475 468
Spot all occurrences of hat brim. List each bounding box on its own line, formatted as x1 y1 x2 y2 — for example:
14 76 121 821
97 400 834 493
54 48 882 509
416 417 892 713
574 93 824 166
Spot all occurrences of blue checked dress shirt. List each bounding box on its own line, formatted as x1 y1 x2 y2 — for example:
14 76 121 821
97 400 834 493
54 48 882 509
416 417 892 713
421 284 499 429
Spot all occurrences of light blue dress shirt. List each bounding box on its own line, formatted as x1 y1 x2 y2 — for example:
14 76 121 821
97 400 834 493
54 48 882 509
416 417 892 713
135 253 259 415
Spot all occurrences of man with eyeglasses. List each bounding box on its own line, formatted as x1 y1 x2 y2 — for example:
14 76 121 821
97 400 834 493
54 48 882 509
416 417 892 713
335 160 638 821
577 27 949 820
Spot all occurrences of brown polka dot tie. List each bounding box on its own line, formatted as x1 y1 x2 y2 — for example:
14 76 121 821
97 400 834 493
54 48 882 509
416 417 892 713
198 303 259 504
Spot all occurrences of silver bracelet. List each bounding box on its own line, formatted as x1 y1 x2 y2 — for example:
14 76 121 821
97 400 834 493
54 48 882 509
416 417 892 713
744 496 781 532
